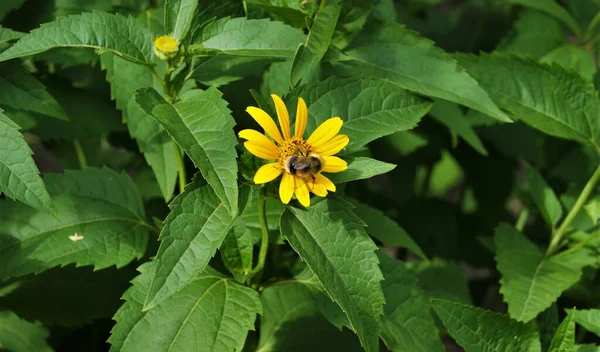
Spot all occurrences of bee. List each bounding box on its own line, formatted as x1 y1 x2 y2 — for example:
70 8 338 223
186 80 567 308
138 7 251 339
285 153 323 181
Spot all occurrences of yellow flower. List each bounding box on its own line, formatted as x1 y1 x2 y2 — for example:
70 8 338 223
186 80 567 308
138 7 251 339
239 94 349 207
153 35 179 60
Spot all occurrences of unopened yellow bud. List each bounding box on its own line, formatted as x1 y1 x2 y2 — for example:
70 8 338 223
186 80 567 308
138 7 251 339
153 35 179 60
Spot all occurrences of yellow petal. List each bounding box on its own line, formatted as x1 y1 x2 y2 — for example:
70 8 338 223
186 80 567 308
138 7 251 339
254 163 282 184
295 97 308 139
294 179 311 207
307 117 343 147
322 156 347 173
244 141 279 160
309 178 328 197
239 129 279 152
315 173 336 192
279 172 294 204
271 94 291 140
246 106 284 144
312 134 349 156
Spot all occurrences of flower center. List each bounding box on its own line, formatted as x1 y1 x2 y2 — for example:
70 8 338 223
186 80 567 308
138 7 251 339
154 35 178 52
278 138 311 164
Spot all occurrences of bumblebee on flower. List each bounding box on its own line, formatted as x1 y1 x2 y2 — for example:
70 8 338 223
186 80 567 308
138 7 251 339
239 94 349 207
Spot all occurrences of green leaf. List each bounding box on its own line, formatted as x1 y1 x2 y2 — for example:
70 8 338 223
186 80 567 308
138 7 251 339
378 252 444 352
286 76 432 150
289 4 340 86
352 201 426 259
0 311 52 352
412 260 472 304
280 198 385 352
507 0 581 36
429 99 488 155
572 309 600 337
0 109 56 216
0 0 25 21
456 53 600 147
192 56 271 86
327 157 395 184
142 178 236 310
220 218 253 283
189 17 305 58
549 310 575 352
137 87 238 212
0 167 148 280
0 62 67 120
495 223 593 322
432 299 542 352
0 26 25 45
574 345 600 352
540 45 596 82
110 263 262 352
525 164 563 228
101 53 178 202
246 0 310 29
331 22 510 123
164 0 198 40
0 12 154 65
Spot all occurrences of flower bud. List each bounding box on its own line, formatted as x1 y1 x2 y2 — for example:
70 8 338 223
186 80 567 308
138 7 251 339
153 35 179 61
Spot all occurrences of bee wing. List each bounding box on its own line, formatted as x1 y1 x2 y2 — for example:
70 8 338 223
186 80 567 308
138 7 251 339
293 158 312 170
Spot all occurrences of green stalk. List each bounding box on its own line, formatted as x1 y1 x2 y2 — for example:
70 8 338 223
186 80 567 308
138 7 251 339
73 139 87 169
515 208 529 232
249 192 269 281
555 229 600 258
173 140 187 193
547 165 600 255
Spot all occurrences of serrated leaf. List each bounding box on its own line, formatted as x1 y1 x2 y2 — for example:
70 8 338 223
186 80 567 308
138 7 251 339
136 87 239 213
290 4 340 86
540 45 596 82
352 201 426 259
280 198 384 352
572 309 600 337
220 218 253 283
525 164 563 228
189 17 305 58
246 0 309 29
429 99 488 155
0 62 67 120
378 252 444 352
0 311 52 352
331 22 510 123
507 0 580 36
286 76 432 150
0 168 148 280
549 310 575 352
456 53 600 147
495 223 593 322
110 263 262 352
142 178 237 310
164 0 198 40
0 12 154 65
432 299 542 352
0 109 56 216
326 157 395 184
0 26 25 45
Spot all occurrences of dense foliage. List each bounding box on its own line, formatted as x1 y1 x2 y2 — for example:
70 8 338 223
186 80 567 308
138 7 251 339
1 0 600 351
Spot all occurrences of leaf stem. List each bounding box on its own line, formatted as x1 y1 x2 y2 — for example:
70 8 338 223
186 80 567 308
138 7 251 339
547 165 600 256
73 139 87 169
515 207 529 231
555 229 600 258
173 140 186 193
249 191 269 281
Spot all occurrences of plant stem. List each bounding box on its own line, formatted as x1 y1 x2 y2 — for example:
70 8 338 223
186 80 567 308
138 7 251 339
515 207 529 231
547 165 600 255
73 139 87 169
555 229 600 258
173 140 186 193
249 192 269 281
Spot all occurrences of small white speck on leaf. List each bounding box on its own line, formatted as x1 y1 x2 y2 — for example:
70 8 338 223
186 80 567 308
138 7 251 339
69 233 84 242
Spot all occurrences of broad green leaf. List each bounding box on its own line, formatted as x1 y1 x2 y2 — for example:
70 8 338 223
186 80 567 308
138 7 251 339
0 0 25 21
142 178 236 310
0 266 133 327
110 263 262 352
497 9 566 59
289 4 340 86
456 53 600 147
429 100 488 155
246 0 310 29
507 0 581 36
164 0 198 40
189 17 305 58
0 62 67 120
101 53 178 202
574 345 600 352
136 87 239 213
495 223 593 322
262 61 293 97
378 252 444 352
549 310 575 352
572 309 600 337
0 26 25 45
331 22 510 123
257 274 363 352
0 12 154 65
53 0 115 16
280 198 385 352
412 260 472 304
0 168 148 280
326 157 395 184
220 219 253 283
525 164 563 228
286 76 432 150
0 311 52 352
352 201 426 259
0 109 56 216
540 45 596 82
192 56 271 86
432 299 542 352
